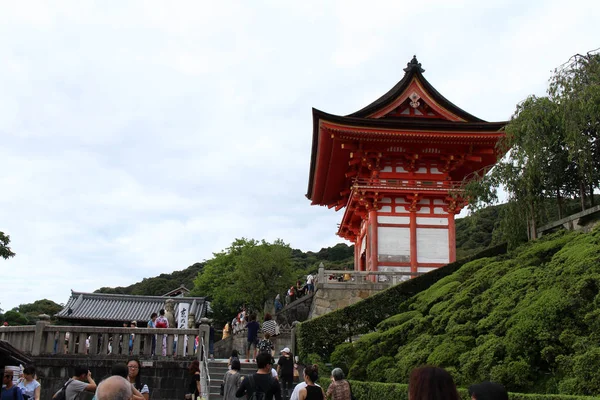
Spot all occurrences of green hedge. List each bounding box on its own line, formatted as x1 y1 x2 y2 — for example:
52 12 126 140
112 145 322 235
317 380 600 400
296 243 508 360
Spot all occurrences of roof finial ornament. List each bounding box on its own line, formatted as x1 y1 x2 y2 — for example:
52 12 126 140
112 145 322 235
403 55 425 73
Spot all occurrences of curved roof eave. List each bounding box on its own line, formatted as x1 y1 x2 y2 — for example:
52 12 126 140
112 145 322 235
347 67 485 123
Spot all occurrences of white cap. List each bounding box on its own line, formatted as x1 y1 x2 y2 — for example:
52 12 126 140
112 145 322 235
281 347 290 353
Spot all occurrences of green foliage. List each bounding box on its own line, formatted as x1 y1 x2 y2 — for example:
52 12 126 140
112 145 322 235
95 262 204 296
0 299 64 326
0 231 16 259
465 51 600 245
296 243 508 362
317 380 600 400
189 238 294 324
310 227 600 395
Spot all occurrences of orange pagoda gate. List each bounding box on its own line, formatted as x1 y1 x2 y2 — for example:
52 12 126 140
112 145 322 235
306 56 506 278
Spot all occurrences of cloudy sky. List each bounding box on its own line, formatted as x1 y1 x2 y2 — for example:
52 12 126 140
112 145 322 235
1 0 598 311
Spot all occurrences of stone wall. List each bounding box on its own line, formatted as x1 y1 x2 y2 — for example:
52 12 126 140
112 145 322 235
32 355 198 400
309 282 390 319
275 293 314 326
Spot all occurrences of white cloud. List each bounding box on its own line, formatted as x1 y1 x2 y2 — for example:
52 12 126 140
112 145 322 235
1 0 599 310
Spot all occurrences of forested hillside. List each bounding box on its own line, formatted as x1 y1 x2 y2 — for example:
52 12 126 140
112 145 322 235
94 243 356 296
330 226 600 395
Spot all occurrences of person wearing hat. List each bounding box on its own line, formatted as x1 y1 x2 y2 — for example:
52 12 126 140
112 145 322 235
277 347 295 400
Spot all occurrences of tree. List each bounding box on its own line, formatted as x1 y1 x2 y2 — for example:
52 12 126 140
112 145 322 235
0 231 15 259
190 238 294 324
465 50 600 245
549 50 600 210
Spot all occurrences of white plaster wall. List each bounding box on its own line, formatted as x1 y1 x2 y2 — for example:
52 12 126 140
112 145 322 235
416 217 448 226
378 216 410 224
416 228 449 263
378 227 410 263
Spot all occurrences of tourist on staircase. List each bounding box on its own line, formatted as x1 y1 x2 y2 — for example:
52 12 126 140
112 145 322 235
257 333 274 357
274 294 283 313
235 352 282 400
222 359 242 400
277 347 295 400
186 361 201 400
297 365 325 400
245 314 260 362
262 313 279 338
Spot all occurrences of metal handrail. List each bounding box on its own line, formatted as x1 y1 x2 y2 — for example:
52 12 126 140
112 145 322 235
200 335 211 400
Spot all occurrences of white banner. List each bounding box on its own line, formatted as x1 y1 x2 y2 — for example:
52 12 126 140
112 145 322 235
177 302 190 329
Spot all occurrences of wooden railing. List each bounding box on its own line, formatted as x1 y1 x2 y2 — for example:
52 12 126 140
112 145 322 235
352 178 464 192
0 323 203 358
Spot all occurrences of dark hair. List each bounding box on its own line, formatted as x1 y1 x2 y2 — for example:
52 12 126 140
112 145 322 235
189 360 200 375
264 333 271 340
409 366 459 400
304 364 319 383
111 363 129 379
23 366 36 376
468 382 508 400
74 366 88 377
159 309 165 316
250 314 257 322
231 350 239 358
230 359 241 371
127 359 143 390
151 312 157 319
264 313 272 321
256 352 272 369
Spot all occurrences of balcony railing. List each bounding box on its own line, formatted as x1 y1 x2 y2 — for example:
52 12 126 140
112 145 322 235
0 324 203 358
352 178 464 192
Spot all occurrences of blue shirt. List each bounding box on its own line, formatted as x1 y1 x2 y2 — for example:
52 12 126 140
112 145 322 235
247 321 260 341
1 386 24 400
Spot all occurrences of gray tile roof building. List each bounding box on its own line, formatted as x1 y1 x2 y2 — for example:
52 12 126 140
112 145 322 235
56 291 209 325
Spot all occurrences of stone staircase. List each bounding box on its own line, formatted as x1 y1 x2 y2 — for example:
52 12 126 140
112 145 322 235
206 359 299 399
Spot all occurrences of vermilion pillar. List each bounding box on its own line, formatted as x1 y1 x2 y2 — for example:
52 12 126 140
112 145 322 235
410 211 417 274
369 209 378 272
448 214 456 263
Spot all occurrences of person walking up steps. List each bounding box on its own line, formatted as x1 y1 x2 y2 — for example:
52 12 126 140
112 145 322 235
277 348 295 400
245 314 260 362
235 352 281 400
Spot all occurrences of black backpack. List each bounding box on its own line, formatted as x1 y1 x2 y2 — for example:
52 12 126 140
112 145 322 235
247 374 273 400
52 379 73 400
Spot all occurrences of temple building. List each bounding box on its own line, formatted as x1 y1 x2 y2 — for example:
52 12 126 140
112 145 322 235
56 291 209 327
306 56 506 277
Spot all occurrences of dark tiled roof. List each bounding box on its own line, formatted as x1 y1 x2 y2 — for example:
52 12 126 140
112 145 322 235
347 56 484 122
55 291 208 322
